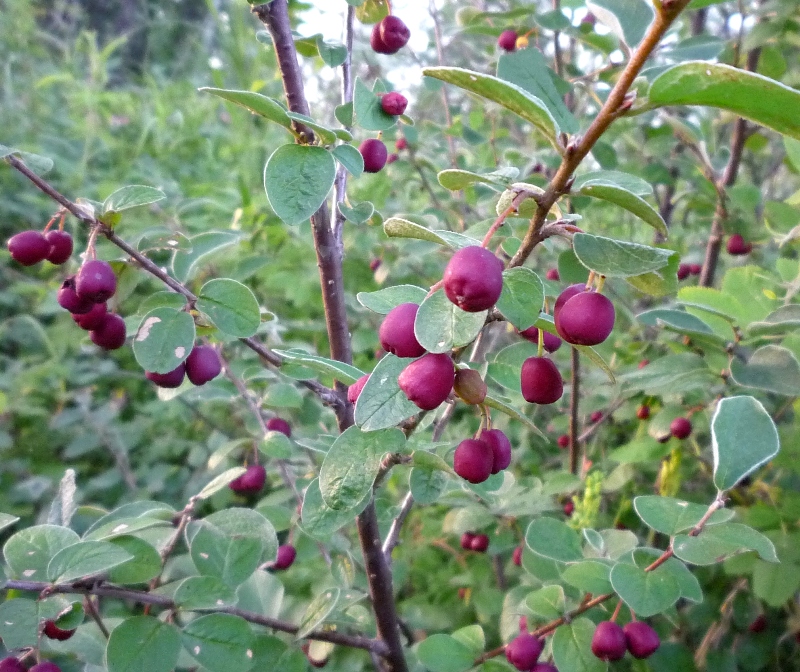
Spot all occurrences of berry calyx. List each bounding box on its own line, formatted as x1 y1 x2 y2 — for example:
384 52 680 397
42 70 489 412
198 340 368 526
371 15 411 54
58 277 95 314
453 368 487 405
591 621 627 662
359 138 388 173
267 417 291 437
348 374 370 404
274 544 297 570
73 302 108 330
505 633 544 671
497 30 518 52
379 303 426 358
89 313 127 350
145 363 186 388
480 428 512 474
381 92 408 116
519 326 562 353
520 357 563 405
727 233 752 256
43 619 76 641
7 230 50 266
45 230 73 265
623 621 661 659
637 404 650 420
512 545 523 566
670 416 692 439
555 291 615 346
443 246 504 312
453 438 494 484
76 259 117 303
557 434 569 449
185 345 222 386
460 532 475 550
470 534 489 552
229 464 266 494
398 353 454 410
0 657 26 672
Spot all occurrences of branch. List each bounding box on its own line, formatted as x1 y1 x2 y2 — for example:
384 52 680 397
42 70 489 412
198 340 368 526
382 492 414 564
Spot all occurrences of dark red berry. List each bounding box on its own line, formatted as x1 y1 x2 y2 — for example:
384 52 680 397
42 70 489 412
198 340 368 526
470 534 489 552
398 353 454 410
520 357 563 405
688 263 702 275
73 301 108 330
555 291 615 346
381 92 408 116
519 326 562 353
30 664 62 672
378 15 411 53
0 657 26 672
395 137 408 151
453 439 494 484
460 532 476 550
453 368 487 405
58 277 95 314
379 303 425 358
532 664 558 672
670 417 692 439
348 374 370 404
727 234 752 256
370 22 393 54
591 621 627 662
563 499 574 516
267 417 291 437
185 345 221 386
748 614 767 633
7 230 50 266
512 545 523 566
387 153 399 164
443 246 504 312
624 621 661 659
557 434 569 449
76 260 117 303
370 258 382 272
497 30 518 52
145 363 186 388
677 263 691 281
506 633 544 671
43 619 76 641
90 313 126 350
518 616 528 632
480 428 512 474
274 544 296 570
637 404 650 420
45 230 73 265
638 359 649 369
545 268 560 281
229 464 266 494
590 410 603 424
359 138 388 173
553 284 586 321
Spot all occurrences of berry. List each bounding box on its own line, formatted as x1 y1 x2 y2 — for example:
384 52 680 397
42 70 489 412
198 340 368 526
727 234 752 256
470 534 489 552
274 544 296 570
505 633 544 671
677 263 691 281
519 326 562 353
267 417 291 437
370 258 382 272
0 657 26 672
7 230 50 266
76 260 117 303
460 532 475 550
359 138 388 173
73 301 108 330
518 616 528 632
590 410 603 424
497 30 518 52
43 619 76 641
185 345 222 386
670 417 692 439
453 368 487 405
553 284 586 321
563 499 574 516
379 303 425 358
374 15 411 54
557 434 569 449
30 664 62 672
229 464 266 494
145 363 186 388
45 230 73 265
637 404 650 420
348 374 370 403
480 428 512 474
395 137 408 151
453 438 494 484
688 263 702 275
624 621 661 659
638 359 649 369
381 92 408 116
555 291 615 346
591 621 627 662
748 614 767 633
387 153 399 164
89 313 126 350
58 277 94 314
398 353 454 410
443 246 504 312
545 268 560 281
520 357 563 405
532 665 558 672
512 545 523 566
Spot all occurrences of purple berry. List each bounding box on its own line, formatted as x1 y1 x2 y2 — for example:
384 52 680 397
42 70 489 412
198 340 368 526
637 404 650 420
688 263 702 275
359 138 388 173
453 438 494 484
145 363 186 388
470 534 489 552
532 664 559 672
553 284 586 321
748 614 767 633
372 15 410 54
395 137 408 150
677 263 691 281
89 313 126 350
460 532 475 550
497 30 518 52
546 268 560 281
45 230 73 265
73 301 108 330
387 153 399 164
58 277 95 314
512 546 522 566
274 544 297 570
563 499 574 516
348 374 370 403
624 621 660 659
381 92 408 116
519 326 562 353
0 657 26 672
555 291 615 346
590 410 603 424
557 434 569 449
480 428 512 474
30 664 62 672
76 260 117 303
727 234 752 256
229 464 266 494
520 357 563 405
670 416 692 439
398 353 454 410
267 417 291 437
591 621 627 662
379 303 425 358
43 619 76 641
506 633 544 671
185 345 222 386
443 246 504 312
7 230 50 266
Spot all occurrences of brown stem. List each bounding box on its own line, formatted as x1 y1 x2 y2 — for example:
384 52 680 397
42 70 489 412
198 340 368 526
568 348 580 474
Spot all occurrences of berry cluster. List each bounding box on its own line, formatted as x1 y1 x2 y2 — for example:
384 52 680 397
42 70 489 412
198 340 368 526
677 262 702 280
453 428 512 484
460 531 490 553
145 343 222 388
7 228 73 266
229 418 292 495
591 620 660 661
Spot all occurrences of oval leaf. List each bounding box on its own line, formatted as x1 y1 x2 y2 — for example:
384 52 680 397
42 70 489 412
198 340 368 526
181 613 255 672
525 517 583 562
103 185 166 214
609 563 681 617
414 289 487 354
357 285 428 314
354 354 419 432
198 88 292 129
417 634 474 672
552 618 606 672
264 145 336 226
296 588 340 639
578 183 667 236
47 540 133 583
496 268 544 331
729 345 800 396
197 278 261 338
107 616 181 672
572 233 673 277
133 307 196 375
4 525 80 581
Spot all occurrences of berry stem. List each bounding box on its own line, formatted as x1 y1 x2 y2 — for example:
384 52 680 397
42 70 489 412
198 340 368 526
481 192 528 248
585 270 596 291
611 599 623 622
537 327 544 358
596 275 606 293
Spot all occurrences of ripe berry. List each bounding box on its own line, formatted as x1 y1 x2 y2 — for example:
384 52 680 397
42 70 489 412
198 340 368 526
229 464 266 494
556 291 615 346
591 621 627 661
688 263 702 275
7 230 50 266
89 313 127 350
145 363 186 388
443 246 504 312
637 404 650 420
348 374 370 404
0 657 26 672
553 284 586 321
43 619 76 641
371 15 411 54
497 30 518 52
370 258 382 272
460 532 475 550
727 234 752 256
274 544 297 570
387 153 399 164
624 621 661 659
58 277 94 314
677 263 691 281
186 345 222 386
30 664 62 672
45 230 73 265
518 616 528 632
512 545 523 566
453 438 494 484
267 417 291 437
395 137 408 151
520 357 563 405
398 353 454 410
557 434 569 449
545 268 560 281
381 92 408 116
590 410 603 423
532 664 558 672
453 368 487 405
379 303 425 358
670 417 692 439
470 534 489 552
76 260 117 303
480 428 512 474
519 326 562 353
638 359 649 369
563 499 574 516
359 138 388 173
73 301 108 330
748 614 767 633
505 633 544 671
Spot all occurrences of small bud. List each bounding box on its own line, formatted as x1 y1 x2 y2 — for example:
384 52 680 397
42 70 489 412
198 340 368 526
453 368 488 405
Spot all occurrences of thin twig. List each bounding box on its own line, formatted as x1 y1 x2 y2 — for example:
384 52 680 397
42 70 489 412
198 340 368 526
568 348 580 474
382 492 414 564
83 596 110 639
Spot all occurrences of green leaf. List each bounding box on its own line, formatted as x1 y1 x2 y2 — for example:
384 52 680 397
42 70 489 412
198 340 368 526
107 616 181 672
383 217 479 249
334 102 354 127
411 450 456 476
633 496 734 536
619 353 715 394
355 0 389 24
316 37 347 67
301 479 370 539
747 304 800 336
0 599 38 649
47 540 132 582
417 634 475 672
729 345 800 396
235 570 285 619
0 513 19 534
107 536 162 584
488 341 538 393
552 618 606 672
496 268 544 331
752 559 800 607
337 200 374 223
452 624 484 655
572 233 673 277
331 144 364 178
353 77 396 131
525 584 566 620
409 467 448 505
525 517 583 562
483 392 547 438
637 308 716 337
414 289 487 354
712 395 780 491
497 48 578 134
83 501 174 539
583 529 639 560
188 524 261 588
198 88 292 130
572 170 653 196
196 467 247 500
610 563 681 617
676 286 740 323
673 523 778 565
273 348 364 384
0 144 54 175
296 588 341 639
586 0 654 47
196 278 261 338
181 614 255 672
285 112 338 144
626 251 680 297
4 524 80 581
262 382 304 409
172 231 244 283
319 426 405 510
561 561 613 594
357 285 428 314
437 168 517 191
422 67 560 149
264 145 336 225
649 62 800 140
103 185 166 214
354 354 420 432
132 307 195 375
174 576 237 609
578 183 667 236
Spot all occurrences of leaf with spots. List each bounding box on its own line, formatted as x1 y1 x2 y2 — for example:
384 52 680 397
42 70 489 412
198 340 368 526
296 587 341 639
181 613 255 672
132 307 196 375
3 524 80 581
107 616 181 672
